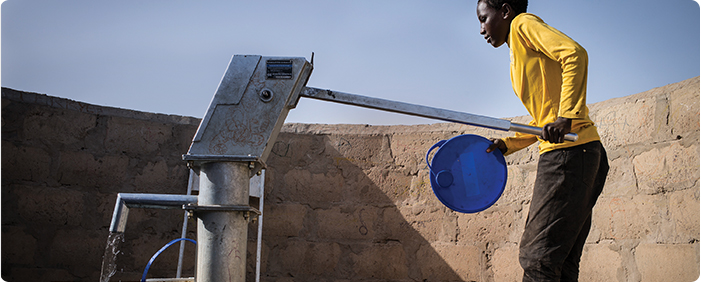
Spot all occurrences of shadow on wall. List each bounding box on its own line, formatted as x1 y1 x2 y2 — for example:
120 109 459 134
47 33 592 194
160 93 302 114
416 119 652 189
252 130 472 281
0 88 468 281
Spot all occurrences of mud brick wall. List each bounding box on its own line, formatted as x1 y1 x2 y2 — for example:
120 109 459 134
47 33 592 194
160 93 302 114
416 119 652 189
2 76 699 282
1 88 201 281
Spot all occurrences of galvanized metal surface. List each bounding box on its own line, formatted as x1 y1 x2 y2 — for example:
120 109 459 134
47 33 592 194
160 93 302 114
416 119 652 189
183 203 260 217
145 278 194 282
176 170 198 279
509 122 578 142
196 162 250 282
193 55 262 143
182 154 259 162
109 193 198 233
252 170 265 282
301 87 512 130
300 87 577 142
186 56 313 175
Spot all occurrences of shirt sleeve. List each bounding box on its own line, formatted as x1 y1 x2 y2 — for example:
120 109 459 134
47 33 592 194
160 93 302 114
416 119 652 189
515 17 589 119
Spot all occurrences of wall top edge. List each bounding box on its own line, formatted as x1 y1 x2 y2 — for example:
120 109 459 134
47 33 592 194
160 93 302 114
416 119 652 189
1 87 202 126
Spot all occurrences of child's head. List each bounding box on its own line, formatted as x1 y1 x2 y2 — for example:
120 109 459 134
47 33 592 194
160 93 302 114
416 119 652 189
476 0 527 48
477 0 528 15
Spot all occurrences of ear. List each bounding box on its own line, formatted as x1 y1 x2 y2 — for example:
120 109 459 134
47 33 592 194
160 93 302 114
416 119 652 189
500 3 513 20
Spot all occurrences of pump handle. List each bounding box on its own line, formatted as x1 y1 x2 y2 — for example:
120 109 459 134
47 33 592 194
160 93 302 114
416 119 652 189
300 87 578 142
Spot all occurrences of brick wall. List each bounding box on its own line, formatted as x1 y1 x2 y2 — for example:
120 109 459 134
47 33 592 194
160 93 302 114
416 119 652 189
2 76 698 281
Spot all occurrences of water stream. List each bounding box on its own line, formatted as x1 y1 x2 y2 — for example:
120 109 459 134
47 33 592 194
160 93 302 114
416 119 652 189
99 232 125 282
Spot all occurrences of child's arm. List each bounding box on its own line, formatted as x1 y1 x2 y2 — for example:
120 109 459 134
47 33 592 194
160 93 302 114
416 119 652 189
486 120 539 156
514 17 589 143
516 19 589 122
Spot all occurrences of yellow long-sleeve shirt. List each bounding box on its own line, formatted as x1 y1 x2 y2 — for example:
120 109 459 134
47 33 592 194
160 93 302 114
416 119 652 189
502 13 600 156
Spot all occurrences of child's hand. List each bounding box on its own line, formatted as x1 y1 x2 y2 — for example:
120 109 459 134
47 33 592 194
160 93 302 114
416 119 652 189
486 138 507 154
542 117 572 143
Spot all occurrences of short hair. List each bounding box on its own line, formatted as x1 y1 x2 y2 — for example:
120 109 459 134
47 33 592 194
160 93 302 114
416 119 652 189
478 0 528 15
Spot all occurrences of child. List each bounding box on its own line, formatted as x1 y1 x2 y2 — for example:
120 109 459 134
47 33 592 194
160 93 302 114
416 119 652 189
476 0 609 281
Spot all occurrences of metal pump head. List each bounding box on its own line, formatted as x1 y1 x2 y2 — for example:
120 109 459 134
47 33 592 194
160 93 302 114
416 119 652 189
183 55 313 174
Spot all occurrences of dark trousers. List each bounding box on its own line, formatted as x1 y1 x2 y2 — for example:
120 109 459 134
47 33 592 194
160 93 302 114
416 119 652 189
520 141 609 282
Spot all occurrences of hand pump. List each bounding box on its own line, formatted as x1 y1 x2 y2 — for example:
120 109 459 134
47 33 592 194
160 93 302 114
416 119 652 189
179 54 575 281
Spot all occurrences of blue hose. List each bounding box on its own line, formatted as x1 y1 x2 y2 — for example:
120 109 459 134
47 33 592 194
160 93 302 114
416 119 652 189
141 238 196 282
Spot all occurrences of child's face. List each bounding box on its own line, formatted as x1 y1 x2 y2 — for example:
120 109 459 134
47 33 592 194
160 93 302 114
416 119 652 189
476 1 510 48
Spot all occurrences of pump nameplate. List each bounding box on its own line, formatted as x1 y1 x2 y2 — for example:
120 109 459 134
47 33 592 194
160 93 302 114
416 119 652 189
266 60 293 79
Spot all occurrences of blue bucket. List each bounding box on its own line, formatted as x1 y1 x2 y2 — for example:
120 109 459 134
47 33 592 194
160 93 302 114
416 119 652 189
425 134 507 213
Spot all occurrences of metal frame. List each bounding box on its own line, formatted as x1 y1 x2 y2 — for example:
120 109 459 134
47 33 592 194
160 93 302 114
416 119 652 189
109 193 198 234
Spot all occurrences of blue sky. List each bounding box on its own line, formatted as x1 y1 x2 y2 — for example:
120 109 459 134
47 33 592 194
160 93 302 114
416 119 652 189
2 0 699 125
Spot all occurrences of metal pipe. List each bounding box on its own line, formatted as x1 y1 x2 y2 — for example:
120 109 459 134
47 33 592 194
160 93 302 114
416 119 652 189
254 170 265 282
301 87 578 142
109 193 198 233
508 122 572 139
196 162 250 282
176 170 198 278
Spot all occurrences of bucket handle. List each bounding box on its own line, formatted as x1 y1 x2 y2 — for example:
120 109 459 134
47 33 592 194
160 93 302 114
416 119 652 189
425 140 446 176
